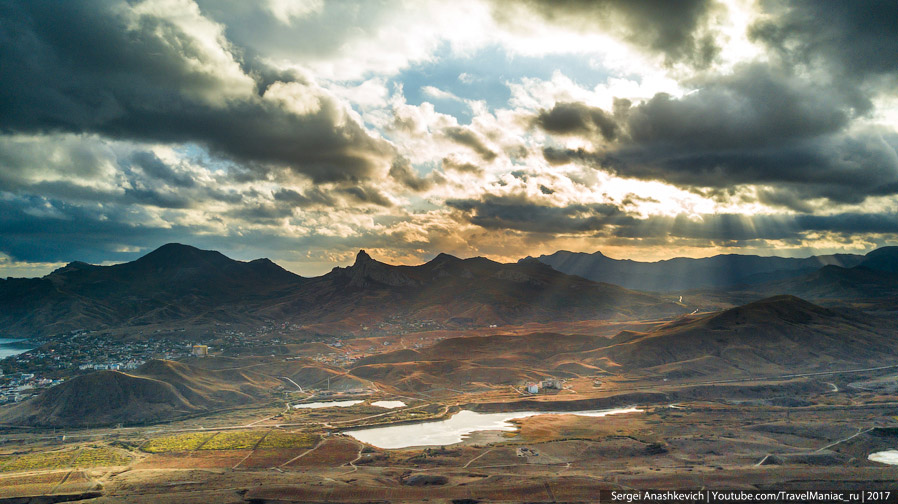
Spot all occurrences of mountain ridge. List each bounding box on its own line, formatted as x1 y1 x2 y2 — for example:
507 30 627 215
529 249 868 291
0 244 686 337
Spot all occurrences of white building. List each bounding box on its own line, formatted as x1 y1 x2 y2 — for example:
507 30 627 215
526 383 539 394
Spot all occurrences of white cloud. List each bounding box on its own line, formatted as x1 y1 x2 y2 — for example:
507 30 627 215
263 81 323 115
266 0 324 24
130 0 257 104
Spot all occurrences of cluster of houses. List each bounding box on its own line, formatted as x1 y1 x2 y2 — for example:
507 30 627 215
77 360 144 371
524 378 563 394
0 373 63 404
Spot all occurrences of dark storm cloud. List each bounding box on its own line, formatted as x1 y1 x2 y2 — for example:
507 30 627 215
389 158 433 192
0 195 184 263
750 0 898 81
337 186 394 207
0 0 394 183
0 135 253 210
129 152 196 188
448 193 898 242
447 194 630 234
225 203 295 223
624 65 857 148
232 185 362 224
540 64 898 207
492 0 720 67
534 102 619 141
443 127 498 162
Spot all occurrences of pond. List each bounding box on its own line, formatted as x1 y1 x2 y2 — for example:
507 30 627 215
344 406 642 449
868 450 898 465
370 400 406 409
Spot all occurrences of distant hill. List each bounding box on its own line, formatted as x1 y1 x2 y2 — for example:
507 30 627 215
858 246 898 273
598 296 897 377
733 247 898 304
0 359 281 427
348 296 897 391
0 243 304 336
0 245 687 337
528 250 865 292
748 265 898 301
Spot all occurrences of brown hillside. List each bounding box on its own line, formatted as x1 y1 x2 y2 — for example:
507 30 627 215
599 296 897 375
0 359 280 427
351 296 897 391
0 371 197 427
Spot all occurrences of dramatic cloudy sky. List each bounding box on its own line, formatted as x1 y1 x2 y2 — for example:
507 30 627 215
1 0 897 276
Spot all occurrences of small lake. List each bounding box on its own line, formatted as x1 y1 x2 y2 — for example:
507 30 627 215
0 338 35 360
344 406 642 449
293 400 363 409
868 450 898 465
371 400 406 409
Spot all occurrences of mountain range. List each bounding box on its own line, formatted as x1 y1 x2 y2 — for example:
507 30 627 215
0 244 686 337
528 249 873 291
2 243 897 338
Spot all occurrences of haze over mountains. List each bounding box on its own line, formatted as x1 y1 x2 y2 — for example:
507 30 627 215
529 250 871 291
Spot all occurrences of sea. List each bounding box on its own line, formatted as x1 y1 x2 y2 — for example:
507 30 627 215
0 338 35 360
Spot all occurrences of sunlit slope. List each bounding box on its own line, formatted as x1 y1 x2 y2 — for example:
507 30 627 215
350 296 897 391
599 296 895 375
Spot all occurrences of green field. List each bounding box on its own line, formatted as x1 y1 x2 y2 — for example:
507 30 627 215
199 431 267 450
73 447 133 467
141 432 216 453
257 431 318 449
141 429 319 453
0 447 132 473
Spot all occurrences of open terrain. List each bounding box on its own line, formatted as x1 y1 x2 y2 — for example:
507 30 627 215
0 295 897 502
1 367 897 503
1 246 898 502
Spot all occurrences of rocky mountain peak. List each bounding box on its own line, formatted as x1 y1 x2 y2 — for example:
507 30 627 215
354 249 373 266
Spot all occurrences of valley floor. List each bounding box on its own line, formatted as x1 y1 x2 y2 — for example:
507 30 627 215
1 372 898 503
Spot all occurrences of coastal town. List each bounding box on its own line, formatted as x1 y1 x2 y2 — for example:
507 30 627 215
0 320 451 405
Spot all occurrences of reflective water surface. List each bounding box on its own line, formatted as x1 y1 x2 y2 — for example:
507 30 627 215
344 406 642 449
